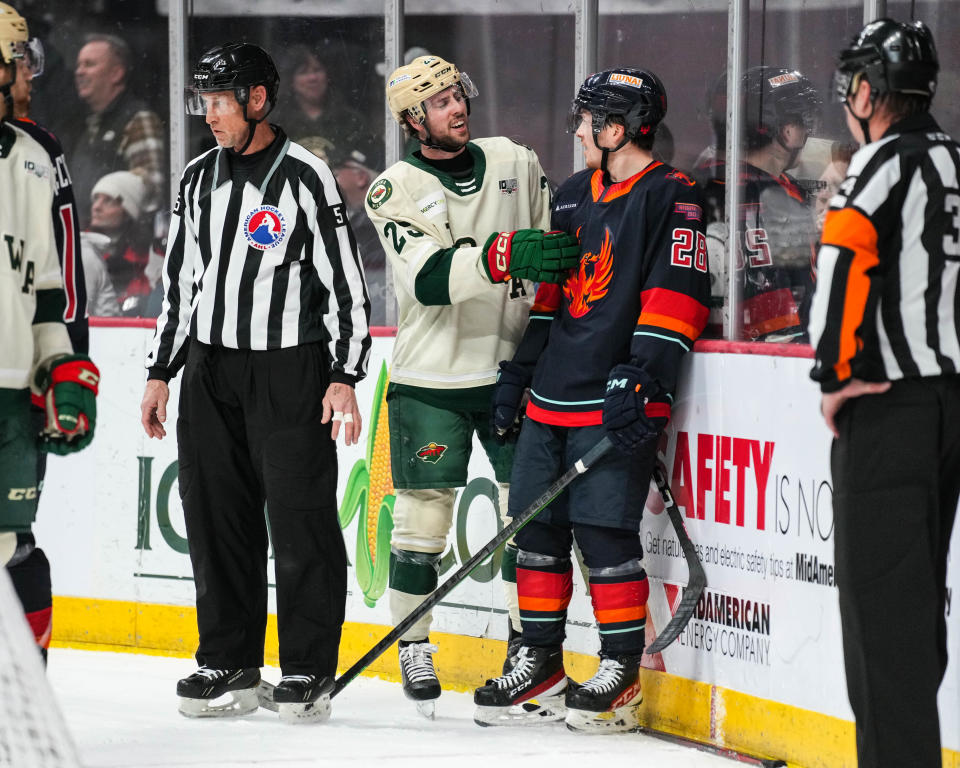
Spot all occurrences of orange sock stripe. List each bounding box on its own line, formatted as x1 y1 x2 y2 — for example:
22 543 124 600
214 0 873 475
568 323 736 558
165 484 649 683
518 595 573 612
594 605 647 624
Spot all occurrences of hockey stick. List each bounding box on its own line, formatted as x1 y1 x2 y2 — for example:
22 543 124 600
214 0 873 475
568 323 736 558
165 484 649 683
645 460 707 654
328 435 614 699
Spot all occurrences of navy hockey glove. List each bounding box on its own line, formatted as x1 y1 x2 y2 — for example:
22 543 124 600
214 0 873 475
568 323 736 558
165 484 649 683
491 360 532 444
482 229 580 284
35 355 100 455
602 363 671 453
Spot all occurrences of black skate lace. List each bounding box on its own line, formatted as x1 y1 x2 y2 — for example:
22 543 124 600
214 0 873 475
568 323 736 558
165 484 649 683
493 646 534 689
580 658 624 694
399 642 438 684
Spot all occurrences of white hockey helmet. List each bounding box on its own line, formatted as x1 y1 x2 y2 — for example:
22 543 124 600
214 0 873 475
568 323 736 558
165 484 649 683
385 55 477 129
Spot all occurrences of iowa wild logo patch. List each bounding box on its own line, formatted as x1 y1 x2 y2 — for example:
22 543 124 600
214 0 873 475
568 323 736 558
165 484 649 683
367 179 393 210
243 205 287 250
416 442 448 464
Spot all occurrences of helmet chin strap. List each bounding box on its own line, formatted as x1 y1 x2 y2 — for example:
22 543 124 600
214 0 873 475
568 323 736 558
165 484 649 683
231 92 275 155
0 63 16 121
844 98 875 145
420 128 466 153
591 130 632 180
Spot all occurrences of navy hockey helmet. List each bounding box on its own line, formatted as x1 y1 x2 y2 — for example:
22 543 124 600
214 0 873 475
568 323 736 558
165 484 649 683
185 42 279 117
743 66 822 149
568 68 667 151
833 18 938 105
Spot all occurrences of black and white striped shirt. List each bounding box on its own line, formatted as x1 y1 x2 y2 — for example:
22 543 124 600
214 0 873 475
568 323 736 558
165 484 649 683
809 114 960 392
147 128 370 384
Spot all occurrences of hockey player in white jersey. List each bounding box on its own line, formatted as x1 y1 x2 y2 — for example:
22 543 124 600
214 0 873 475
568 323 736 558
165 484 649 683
0 2 99 654
366 55 579 716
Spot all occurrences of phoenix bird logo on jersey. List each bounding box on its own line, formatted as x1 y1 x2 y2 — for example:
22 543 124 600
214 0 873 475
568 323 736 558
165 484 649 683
564 227 613 318
243 206 287 251
416 442 448 464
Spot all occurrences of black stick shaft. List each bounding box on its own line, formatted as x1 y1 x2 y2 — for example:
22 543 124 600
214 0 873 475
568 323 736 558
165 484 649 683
331 435 614 698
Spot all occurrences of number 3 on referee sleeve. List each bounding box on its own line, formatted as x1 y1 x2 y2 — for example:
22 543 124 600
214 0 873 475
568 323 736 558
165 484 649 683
670 227 708 273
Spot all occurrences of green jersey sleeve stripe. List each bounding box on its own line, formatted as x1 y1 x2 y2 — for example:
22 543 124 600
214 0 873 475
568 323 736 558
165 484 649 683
33 288 67 325
413 247 456 306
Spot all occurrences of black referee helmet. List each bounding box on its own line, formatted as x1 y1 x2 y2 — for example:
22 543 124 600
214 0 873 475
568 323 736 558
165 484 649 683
185 42 279 117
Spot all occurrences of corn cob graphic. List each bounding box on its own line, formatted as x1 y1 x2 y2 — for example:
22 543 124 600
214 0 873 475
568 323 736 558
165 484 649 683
338 361 394 607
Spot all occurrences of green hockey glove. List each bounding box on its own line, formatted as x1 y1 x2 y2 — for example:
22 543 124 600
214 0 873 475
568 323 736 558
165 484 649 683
482 229 580 284
35 354 100 455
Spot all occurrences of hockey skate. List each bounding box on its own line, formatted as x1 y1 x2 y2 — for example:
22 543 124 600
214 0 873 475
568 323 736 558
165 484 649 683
273 674 334 724
398 640 441 719
473 645 568 727
176 667 260 718
564 654 643 734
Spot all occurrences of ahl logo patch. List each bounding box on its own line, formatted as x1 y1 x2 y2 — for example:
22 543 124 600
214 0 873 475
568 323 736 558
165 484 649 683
243 206 287 250
368 179 393 210
499 178 519 195
416 442 448 464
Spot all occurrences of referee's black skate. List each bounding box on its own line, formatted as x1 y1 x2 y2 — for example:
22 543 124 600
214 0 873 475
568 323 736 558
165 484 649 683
176 666 260 718
473 645 567 726
398 640 441 719
564 653 643 733
273 674 334 724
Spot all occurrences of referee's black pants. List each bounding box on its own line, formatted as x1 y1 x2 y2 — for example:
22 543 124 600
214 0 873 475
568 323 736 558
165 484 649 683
177 341 346 678
832 376 960 768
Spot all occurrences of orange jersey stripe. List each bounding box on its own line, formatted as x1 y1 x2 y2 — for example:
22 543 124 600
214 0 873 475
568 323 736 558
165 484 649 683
821 207 880 382
591 163 663 204
638 312 702 341
594 606 647 624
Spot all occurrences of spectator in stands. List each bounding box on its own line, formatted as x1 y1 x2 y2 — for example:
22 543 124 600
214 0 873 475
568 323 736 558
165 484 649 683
85 170 158 316
273 45 369 152
330 146 386 326
79 230 120 317
70 33 164 223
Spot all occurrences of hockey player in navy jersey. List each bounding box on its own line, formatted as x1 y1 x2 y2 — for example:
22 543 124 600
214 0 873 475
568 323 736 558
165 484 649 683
473 69 710 732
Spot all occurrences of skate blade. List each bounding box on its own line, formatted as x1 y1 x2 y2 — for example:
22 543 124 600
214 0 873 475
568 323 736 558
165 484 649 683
474 696 567 727
278 694 332 725
178 688 259 719
256 681 280 712
565 695 642 734
416 700 436 720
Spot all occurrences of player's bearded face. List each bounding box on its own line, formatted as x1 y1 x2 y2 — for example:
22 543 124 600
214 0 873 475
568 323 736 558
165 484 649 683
421 85 470 150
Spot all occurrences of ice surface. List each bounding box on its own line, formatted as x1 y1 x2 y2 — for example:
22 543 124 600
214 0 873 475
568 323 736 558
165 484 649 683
47 649 736 768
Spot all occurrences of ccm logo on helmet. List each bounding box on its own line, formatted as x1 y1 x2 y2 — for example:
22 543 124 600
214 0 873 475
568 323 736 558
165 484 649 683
609 72 644 89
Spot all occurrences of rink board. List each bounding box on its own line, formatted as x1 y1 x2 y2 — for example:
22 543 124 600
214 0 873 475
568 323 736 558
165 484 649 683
37 325 960 768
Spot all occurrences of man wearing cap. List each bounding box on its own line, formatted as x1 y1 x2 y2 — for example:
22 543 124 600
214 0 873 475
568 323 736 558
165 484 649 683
139 42 370 724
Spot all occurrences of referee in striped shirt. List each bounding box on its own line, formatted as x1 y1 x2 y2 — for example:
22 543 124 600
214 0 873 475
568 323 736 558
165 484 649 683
809 20 958 767
139 43 370 719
